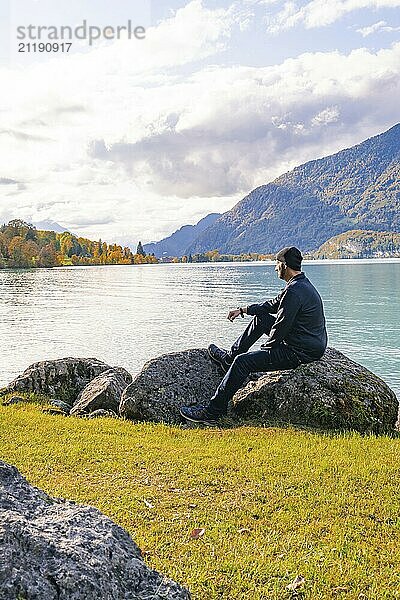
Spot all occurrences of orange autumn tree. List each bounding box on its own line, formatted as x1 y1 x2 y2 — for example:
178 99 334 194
0 220 158 269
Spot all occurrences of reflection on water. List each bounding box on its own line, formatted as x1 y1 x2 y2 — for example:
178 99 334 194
0 260 399 397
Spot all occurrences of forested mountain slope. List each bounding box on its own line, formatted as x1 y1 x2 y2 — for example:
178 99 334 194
188 124 400 254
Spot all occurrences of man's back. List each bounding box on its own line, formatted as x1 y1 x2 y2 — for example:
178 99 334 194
248 272 327 361
282 273 327 360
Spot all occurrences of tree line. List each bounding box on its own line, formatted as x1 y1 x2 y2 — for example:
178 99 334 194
165 250 274 263
0 220 158 269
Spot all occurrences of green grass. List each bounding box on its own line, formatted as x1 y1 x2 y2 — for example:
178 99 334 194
1 399 400 599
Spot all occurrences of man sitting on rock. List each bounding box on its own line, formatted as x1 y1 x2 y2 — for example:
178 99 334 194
180 246 328 425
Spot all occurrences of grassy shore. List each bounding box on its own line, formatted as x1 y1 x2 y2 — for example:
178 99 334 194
1 400 400 600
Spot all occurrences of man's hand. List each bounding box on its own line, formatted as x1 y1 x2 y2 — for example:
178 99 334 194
227 308 243 322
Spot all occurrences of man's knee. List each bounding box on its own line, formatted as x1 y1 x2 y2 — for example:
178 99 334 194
231 353 251 373
231 353 243 368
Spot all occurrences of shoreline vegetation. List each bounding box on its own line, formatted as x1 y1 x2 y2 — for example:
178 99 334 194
1 220 400 271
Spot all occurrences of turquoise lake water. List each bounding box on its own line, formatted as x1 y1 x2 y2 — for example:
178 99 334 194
0 260 399 398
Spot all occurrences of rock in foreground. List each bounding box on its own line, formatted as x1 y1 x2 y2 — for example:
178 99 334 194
120 347 398 433
120 349 223 423
1 358 112 404
0 461 190 600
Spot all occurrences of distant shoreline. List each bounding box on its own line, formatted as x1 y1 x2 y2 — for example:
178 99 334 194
2 256 400 271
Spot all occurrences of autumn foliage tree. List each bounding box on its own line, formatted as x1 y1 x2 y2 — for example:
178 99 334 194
38 243 58 267
0 220 158 269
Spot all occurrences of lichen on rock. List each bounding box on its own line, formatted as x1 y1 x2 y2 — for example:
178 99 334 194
120 348 223 423
232 348 398 433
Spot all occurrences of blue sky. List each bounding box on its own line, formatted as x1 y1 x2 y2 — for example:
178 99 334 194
0 0 399 246
153 0 400 65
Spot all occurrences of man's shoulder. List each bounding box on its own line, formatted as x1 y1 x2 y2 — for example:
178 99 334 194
287 274 320 298
287 273 307 289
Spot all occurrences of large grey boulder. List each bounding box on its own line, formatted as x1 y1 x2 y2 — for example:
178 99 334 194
0 461 190 600
70 368 132 416
119 347 398 433
232 347 398 432
0 358 112 403
120 349 222 423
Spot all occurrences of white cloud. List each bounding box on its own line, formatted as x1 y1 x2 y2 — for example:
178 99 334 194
1 0 399 246
357 19 400 35
357 19 387 35
90 44 400 200
311 106 341 125
266 0 400 32
0 0 241 242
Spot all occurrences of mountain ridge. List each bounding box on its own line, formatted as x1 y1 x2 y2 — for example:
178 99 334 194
314 229 400 259
33 220 70 233
143 213 221 257
187 123 400 254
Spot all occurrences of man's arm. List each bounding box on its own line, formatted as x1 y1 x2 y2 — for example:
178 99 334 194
246 291 283 317
260 288 301 349
227 306 248 321
227 289 285 321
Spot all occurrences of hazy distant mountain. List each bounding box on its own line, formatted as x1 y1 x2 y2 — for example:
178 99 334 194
143 213 221 257
33 220 70 233
187 124 400 254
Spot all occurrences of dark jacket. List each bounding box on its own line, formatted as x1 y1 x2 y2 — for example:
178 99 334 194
246 273 327 361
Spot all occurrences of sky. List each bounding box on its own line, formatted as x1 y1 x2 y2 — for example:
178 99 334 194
0 0 399 247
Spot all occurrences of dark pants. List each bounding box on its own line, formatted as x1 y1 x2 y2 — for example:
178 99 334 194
207 313 301 416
